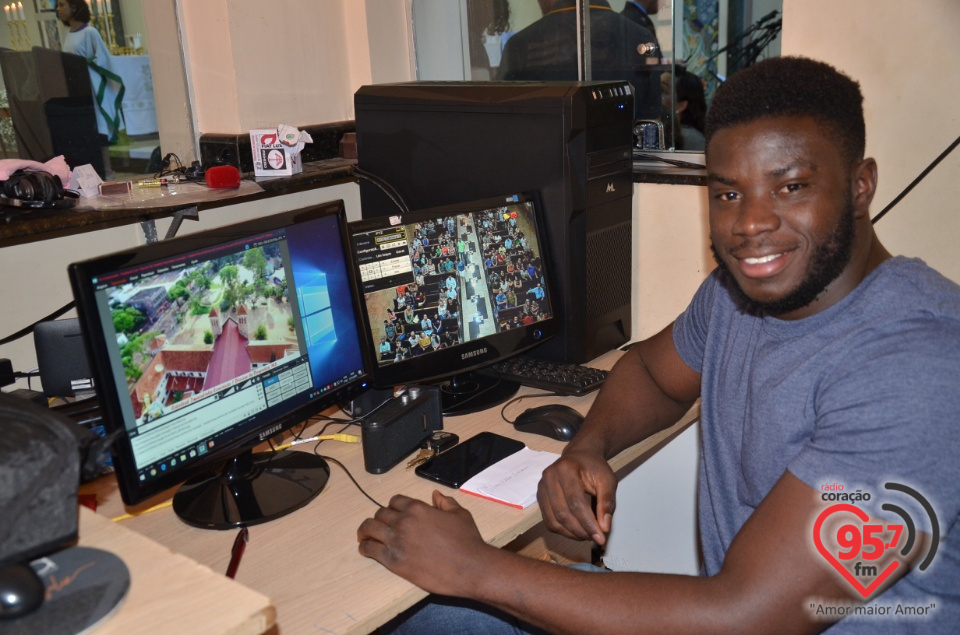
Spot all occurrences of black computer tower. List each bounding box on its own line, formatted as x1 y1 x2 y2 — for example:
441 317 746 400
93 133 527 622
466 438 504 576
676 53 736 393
355 81 634 363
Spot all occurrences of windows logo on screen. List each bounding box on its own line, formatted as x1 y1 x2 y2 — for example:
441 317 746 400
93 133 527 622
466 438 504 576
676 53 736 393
297 273 336 347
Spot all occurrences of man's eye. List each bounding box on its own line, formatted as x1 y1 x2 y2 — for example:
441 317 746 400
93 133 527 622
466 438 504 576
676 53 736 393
783 183 804 193
715 191 739 202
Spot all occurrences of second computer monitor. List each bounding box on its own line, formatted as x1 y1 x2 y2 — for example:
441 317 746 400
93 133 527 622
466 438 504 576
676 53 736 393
348 192 559 414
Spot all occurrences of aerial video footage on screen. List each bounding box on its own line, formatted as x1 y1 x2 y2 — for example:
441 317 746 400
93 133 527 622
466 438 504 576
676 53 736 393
88 213 364 478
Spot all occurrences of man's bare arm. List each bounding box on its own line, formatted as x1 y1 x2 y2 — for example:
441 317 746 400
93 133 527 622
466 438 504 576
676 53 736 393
537 323 701 544
359 473 924 635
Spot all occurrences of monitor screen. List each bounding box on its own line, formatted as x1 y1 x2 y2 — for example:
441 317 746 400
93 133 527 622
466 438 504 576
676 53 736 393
348 192 558 414
69 201 369 529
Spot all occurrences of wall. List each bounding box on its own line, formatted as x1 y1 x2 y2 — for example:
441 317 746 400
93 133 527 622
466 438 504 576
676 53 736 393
783 0 960 283
177 0 415 136
143 0 415 163
632 182 711 338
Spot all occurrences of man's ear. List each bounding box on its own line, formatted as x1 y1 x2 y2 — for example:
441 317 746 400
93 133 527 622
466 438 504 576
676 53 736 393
852 157 878 219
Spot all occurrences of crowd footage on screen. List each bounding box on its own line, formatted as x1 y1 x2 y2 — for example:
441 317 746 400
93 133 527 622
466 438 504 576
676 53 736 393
375 205 550 364
475 207 552 330
377 217 464 362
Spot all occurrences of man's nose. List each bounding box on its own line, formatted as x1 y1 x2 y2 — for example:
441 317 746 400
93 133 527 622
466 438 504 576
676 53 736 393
732 195 780 236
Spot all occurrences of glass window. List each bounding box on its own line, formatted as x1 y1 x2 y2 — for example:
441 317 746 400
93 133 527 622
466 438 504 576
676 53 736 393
413 0 781 153
0 0 162 180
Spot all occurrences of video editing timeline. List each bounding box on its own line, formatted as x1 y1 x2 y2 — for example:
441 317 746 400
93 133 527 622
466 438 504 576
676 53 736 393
91 221 363 483
352 198 553 367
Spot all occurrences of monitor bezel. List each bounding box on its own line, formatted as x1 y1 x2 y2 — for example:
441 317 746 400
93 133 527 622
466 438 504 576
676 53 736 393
69 201 371 506
348 191 559 390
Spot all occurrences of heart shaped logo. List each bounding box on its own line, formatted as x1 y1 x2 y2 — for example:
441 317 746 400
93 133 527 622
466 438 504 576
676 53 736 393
813 504 899 598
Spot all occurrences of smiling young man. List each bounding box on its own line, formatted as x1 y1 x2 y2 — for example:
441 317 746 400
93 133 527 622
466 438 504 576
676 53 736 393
358 57 960 634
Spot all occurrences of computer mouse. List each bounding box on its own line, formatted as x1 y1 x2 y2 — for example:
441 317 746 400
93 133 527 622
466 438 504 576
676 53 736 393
513 404 584 441
0 563 45 619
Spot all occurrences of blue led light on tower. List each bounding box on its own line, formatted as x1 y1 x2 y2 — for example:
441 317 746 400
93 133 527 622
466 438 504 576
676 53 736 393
297 273 336 347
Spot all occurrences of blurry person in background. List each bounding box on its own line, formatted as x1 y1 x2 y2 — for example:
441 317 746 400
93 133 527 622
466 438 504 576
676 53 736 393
56 0 123 178
661 67 707 150
466 0 511 80
621 0 661 59
500 0 661 121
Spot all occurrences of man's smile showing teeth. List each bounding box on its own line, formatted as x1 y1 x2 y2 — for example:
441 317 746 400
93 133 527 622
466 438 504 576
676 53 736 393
734 250 793 279
742 253 784 265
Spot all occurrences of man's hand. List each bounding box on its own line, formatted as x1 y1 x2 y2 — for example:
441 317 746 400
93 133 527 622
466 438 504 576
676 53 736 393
534 325 699 547
537 447 618 545
357 491 496 597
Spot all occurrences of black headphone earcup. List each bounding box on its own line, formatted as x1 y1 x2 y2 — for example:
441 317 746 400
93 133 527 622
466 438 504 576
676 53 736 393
2 171 66 205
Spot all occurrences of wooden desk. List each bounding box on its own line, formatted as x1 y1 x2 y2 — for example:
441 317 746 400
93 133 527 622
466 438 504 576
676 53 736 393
85 349 698 634
77 506 275 634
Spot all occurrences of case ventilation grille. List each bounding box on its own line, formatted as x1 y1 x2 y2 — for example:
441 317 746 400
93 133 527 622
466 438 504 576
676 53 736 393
586 222 631 321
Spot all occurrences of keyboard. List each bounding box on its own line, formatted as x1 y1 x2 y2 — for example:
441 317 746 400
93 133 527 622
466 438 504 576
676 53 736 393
480 356 608 396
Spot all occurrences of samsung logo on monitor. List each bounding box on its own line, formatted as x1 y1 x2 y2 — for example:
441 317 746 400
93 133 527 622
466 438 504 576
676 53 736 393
461 347 487 360
259 423 283 441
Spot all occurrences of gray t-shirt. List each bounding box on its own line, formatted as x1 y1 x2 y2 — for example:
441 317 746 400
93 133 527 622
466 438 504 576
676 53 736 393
673 257 960 632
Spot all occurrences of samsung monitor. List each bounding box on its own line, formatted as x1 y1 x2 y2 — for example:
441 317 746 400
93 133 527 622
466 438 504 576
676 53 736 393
69 201 369 529
348 192 559 414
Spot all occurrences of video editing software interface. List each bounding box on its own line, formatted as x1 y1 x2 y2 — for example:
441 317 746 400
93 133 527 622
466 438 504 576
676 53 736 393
83 213 365 485
351 194 553 366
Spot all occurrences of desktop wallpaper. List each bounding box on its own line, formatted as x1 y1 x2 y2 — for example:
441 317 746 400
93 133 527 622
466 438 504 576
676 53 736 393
285 214 366 387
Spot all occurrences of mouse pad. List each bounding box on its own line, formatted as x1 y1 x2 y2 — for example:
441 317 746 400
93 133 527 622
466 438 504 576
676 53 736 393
0 547 130 635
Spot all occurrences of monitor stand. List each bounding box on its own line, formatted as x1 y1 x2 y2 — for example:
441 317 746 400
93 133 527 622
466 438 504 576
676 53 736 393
438 372 519 416
172 449 330 529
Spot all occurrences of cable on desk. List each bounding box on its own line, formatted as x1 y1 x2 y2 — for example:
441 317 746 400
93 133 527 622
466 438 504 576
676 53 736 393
272 433 360 451
265 402 403 507
499 392 561 425
315 452 384 509
311 418 384 508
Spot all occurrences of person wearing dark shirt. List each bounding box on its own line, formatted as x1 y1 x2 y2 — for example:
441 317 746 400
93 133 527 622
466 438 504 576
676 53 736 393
621 0 661 57
499 0 661 120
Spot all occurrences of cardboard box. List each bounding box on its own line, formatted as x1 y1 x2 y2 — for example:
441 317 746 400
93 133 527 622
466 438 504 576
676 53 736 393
249 129 303 177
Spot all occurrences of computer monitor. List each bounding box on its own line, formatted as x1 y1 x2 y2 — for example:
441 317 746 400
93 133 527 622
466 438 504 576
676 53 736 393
69 201 369 529
347 192 559 414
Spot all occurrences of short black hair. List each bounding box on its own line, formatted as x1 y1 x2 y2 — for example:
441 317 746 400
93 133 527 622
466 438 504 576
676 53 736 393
65 0 91 24
705 56 865 165
675 68 706 134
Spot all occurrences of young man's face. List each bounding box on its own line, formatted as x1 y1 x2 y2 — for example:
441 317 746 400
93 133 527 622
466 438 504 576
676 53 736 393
707 115 865 319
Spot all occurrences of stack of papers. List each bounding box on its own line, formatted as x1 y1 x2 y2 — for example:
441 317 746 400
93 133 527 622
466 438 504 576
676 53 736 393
459 448 561 509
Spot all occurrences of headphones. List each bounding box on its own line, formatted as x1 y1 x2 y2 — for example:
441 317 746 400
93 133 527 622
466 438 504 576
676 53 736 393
1 170 79 209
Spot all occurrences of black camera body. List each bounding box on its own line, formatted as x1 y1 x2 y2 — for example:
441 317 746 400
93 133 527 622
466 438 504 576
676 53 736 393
361 385 443 474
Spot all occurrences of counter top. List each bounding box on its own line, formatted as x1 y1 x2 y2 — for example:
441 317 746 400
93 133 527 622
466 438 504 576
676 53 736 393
1 153 704 248
632 152 707 186
0 159 356 248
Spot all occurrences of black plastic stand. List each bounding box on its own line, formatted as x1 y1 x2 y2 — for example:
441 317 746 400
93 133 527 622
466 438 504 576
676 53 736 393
437 372 520 416
172 449 330 529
